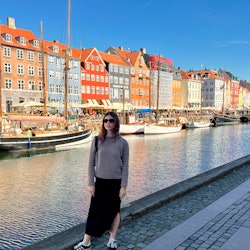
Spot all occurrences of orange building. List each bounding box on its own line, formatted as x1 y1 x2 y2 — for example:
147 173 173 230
106 46 150 109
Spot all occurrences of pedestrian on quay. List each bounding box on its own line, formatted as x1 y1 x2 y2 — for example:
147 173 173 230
74 111 130 250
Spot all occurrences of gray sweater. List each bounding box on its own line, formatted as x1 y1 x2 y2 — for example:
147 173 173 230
88 136 129 187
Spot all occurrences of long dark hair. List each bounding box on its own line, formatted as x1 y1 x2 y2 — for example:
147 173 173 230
99 111 120 141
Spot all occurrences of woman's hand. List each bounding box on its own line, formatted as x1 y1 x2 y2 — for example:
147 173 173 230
88 185 95 197
119 186 126 200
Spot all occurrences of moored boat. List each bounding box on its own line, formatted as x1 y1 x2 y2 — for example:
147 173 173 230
119 123 144 135
144 118 182 135
0 115 92 151
210 114 240 126
185 120 211 128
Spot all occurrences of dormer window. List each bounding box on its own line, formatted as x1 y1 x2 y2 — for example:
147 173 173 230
30 39 39 48
52 46 59 53
16 36 26 45
2 33 12 42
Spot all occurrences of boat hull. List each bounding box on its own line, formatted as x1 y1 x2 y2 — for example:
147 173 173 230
210 116 240 126
0 129 92 151
185 121 211 128
119 124 144 135
144 124 182 135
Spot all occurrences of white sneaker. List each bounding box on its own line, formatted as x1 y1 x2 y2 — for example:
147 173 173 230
107 238 117 249
74 240 91 249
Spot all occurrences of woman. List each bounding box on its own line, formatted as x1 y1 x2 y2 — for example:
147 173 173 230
74 111 129 250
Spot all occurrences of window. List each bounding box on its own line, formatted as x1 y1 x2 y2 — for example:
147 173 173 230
17 49 24 59
19 37 26 45
28 51 35 61
18 80 25 90
52 46 59 53
38 82 43 91
38 67 43 77
96 86 100 94
86 74 90 81
81 73 85 80
19 97 25 103
91 74 95 81
28 81 35 91
113 66 118 73
28 66 35 76
4 63 11 73
96 75 100 82
6 34 12 42
5 78 12 89
3 47 11 57
91 64 95 71
17 65 24 75
86 63 90 70
68 85 73 94
73 61 78 68
81 85 86 94
91 86 95 94
49 56 54 64
49 71 55 78
74 86 78 94
32 40 39 48
38 53 42 62
86 86 90 94
96 65 99 71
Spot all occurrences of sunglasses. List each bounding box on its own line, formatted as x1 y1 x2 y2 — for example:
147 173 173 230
103 118 115 123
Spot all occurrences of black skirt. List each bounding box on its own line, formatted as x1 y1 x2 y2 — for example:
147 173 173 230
85 177 121 237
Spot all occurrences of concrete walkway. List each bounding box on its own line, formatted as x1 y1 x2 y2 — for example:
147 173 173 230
143 178 250 250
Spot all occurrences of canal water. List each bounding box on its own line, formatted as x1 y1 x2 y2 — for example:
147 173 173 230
1 124 250 249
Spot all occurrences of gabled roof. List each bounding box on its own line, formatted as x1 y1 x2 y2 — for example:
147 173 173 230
80 47 95 61
99 51 130 66
107 46 140 65
79 47 106 66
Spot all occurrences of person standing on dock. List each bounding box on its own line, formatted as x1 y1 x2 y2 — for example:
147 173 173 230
74 111 130 250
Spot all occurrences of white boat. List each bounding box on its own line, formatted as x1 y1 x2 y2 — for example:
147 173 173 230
185 120 211 128
119 123 144 135
144 123 182 135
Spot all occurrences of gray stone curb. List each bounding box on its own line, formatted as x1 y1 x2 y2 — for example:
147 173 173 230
23 154 250 250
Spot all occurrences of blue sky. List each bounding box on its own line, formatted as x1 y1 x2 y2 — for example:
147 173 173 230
1 0 250 81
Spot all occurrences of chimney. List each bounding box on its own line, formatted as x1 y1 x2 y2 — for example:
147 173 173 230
119 46 123 50
140 48 146 54
7 17 16 29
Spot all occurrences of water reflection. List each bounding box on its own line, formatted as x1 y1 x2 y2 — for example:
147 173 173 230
1 124 250 249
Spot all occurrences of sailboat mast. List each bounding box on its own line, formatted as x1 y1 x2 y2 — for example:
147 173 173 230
40 21 47 115
64 0 71 121
200 67 203 114
156 56 160 124
0 43 2 134
222 70 226 115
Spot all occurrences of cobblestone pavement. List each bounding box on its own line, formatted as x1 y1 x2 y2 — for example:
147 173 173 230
85 164 250 250
175 191 250 250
